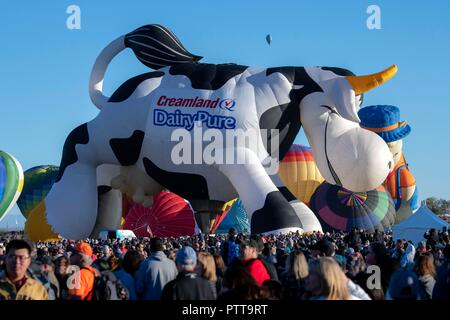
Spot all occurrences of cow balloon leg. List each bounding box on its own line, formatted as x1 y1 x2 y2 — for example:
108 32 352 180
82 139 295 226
216 148 303 235
44 119 142 239
269 173 323 233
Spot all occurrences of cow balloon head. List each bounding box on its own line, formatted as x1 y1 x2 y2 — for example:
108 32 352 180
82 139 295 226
300 66 397 192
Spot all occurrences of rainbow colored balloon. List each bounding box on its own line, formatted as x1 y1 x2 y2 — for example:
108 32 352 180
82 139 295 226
279 144 324 205
16 165 59 219
310 182 396 232
0 151 24 222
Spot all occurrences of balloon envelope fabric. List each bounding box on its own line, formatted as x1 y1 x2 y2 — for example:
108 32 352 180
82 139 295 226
279 144 324 205
124 191 196 237
16 165 59 219
310 183 396 232
216 198 250 234
0 151 24 222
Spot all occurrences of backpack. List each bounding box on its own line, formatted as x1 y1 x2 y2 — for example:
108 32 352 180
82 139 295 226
85 269 129 300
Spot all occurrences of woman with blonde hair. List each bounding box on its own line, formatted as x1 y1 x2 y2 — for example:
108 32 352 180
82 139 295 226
305 257 353 300
281 250 309 300
197 252 218 299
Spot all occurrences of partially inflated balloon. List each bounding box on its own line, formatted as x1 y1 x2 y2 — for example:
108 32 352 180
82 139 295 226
16 165 59 219
216 198 249 234
279 145 324 204
124 191 196 237
0 151 24 222
310 182 396 233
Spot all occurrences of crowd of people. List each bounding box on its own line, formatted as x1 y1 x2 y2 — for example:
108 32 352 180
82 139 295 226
0 227 449 300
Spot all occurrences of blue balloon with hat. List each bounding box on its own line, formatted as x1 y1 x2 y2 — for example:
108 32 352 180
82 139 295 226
358 105 419 219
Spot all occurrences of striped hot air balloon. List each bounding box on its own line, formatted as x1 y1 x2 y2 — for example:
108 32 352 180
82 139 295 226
16 165 59 219
124 191 196 237
278 144 324 205
215 198 249 234
309 182 396 233
0 151 24 222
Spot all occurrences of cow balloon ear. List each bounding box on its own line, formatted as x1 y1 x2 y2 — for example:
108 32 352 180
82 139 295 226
331 78 360 123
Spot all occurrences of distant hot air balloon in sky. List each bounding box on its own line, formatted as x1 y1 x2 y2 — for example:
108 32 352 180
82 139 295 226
278 145 324 205
0 151 24 222
266 34 272 45
17 165 59 219
124 191 196 237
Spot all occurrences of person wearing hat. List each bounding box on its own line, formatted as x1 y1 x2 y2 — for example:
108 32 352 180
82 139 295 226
161 246 215 300
386 269 427 300
66 242 100 300
238 235 273 286
358 105 419 222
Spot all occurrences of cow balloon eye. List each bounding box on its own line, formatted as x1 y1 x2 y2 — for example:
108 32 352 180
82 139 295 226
320 105 340 116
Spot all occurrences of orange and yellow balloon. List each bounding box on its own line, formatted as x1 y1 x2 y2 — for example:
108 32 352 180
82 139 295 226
279 144 324 205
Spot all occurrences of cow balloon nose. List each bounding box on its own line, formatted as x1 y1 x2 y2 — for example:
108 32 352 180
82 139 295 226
326 128 393 192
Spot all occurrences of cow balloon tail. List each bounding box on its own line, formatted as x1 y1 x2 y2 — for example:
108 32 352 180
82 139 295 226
124 24 202 70
89 24 202 110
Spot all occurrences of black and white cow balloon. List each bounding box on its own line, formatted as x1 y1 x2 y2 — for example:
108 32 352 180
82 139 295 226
26 25 396 240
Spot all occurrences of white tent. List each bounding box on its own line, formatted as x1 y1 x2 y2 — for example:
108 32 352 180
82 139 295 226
392 205 450 246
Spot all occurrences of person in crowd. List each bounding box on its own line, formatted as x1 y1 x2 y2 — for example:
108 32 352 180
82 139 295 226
54 255 70 299
386 269 424 300
355 242 395 300
161 246 215 300
413 252 436 300
0 239 48 300
305 257 353 300
197 252 218 299
112 252 138 300
310 239 335 259
135 237 178 300
424 228 439 251
432 265 450 300
400 241 416 269
221 228 240 266
66 242 99 300
213 254 226 295
261 279 283 300
218 260 262 300
280 250 309 300
136 243 148 260
29 256 60 300
239 236 271 286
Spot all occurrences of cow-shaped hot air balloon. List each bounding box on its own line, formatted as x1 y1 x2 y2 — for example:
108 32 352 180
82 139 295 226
27 24 396 240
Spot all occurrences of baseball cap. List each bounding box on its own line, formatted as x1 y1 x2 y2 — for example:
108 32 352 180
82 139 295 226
176 246 197 266
74 242 93 256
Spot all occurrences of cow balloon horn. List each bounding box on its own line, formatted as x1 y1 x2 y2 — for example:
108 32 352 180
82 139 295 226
346 65 397 95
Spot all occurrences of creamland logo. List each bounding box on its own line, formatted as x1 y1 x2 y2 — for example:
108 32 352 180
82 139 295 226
156 96 237 111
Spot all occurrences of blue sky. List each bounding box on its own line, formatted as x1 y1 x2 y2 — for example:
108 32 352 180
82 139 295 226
1 1 449 227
